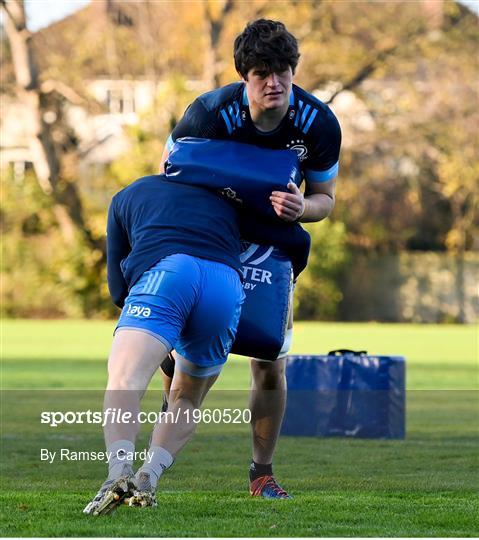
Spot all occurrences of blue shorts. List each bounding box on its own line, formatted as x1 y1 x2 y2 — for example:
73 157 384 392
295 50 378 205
116 254 245 376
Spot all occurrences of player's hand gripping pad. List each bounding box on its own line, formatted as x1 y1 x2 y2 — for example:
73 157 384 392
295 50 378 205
230 243 293 361
165 138 301 220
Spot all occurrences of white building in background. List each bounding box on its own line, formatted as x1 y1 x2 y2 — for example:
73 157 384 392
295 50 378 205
0 78 160 178
86 78 156 122
1 76 209 178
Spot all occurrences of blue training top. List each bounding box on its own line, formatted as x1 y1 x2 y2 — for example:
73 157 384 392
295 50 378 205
167 82 341 184
107 174 311 309
107 175 242 308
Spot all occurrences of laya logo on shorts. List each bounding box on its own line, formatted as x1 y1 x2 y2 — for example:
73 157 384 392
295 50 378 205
126 304 151 317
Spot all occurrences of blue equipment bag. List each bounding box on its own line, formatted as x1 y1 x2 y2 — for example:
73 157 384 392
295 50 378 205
281 350 406 438
230 243 293 361
165 138 301 220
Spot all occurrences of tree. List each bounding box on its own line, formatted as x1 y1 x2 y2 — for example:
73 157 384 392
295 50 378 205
202 0 235 89
2 0 476 320
295 220 349 320
1 0 105 257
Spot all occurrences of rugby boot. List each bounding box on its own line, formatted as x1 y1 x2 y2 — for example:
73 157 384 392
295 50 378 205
126 471 157 508
250 475 292 499
83 464 135 516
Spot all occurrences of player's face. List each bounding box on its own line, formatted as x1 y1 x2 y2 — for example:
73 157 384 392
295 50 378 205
244 66 293 111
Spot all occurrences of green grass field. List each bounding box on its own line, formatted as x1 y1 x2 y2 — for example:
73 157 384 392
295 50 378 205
1 320 478 537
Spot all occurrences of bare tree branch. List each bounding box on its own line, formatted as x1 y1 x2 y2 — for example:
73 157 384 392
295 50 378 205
323 7 466 104
324 41 412 105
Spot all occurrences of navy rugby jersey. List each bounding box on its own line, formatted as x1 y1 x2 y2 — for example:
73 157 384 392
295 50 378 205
107 175 310 308
107 175 242 308
167 83 341 184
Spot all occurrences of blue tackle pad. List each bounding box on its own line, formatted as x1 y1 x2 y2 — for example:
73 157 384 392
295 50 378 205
165 138 301 220
281 351 406 439
230 243 293 361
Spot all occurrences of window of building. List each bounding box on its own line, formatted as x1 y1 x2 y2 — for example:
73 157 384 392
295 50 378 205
106 87 135 115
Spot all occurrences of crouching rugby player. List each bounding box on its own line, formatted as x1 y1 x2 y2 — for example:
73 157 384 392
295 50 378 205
84 175 246 515
84 170 310 515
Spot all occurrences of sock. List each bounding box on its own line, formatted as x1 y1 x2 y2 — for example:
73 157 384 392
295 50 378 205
249 460 273 482
136 446 174 488
107 439 135 479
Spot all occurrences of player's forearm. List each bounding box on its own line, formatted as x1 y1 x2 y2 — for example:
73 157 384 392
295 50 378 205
299 192 335 223
106 247 128 308
108 273 128 309
106 203 130 308
106 243 129 308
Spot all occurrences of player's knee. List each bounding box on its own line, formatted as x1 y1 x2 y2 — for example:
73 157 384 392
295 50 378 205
168 387 203 410
251 358 286 390
106 377 131 391
174 367 221 406
107 371 147 391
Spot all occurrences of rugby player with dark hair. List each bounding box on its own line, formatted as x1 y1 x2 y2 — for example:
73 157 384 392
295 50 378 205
159 19 341 499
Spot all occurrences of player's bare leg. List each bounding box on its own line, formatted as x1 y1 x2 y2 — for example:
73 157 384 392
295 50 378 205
250 356 287 464
153 354 218 453
248 308 293 499
128 354 219 508
84 330 169 515
249 357 291 498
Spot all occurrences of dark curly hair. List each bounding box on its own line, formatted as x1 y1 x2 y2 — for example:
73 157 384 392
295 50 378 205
234 19 300 79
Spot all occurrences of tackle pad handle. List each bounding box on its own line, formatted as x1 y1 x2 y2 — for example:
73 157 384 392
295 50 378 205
328 349 368 356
